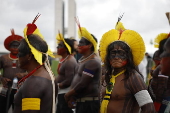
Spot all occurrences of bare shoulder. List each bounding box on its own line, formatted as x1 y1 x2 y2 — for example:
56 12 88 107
85 55 101 67
126 70 147 94
65 55 77 65
35 67 53 80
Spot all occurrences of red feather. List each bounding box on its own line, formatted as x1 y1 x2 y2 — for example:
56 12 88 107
26 13 41 35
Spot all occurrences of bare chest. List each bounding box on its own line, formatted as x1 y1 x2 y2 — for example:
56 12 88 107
110 76 131 100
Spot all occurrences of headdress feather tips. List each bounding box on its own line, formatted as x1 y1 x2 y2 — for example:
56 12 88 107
11 29 15 36
166 12 170 25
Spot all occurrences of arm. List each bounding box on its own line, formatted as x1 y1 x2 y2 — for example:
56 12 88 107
73 60 100 94
128 72 156 113
22 76 53 113
65 60 100 101
58 60 77 89
0 55 11 86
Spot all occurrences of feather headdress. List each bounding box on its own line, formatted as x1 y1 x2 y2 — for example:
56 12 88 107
4 29 23 51
166 12 170 25
23 13 54 65
154 12 170 48
99 14 145 66
154 33 169 48
56 31 72 54
75 17 98 53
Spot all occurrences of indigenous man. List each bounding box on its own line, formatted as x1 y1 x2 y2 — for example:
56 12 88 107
0 29 26 113
159 35 170 112
71 38 82 62
150 33 169 112
65 25 101 113
13 14 56 113
99 18 155 113
55 33 77 113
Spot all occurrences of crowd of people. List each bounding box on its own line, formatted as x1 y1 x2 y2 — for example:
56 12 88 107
0 13 170 113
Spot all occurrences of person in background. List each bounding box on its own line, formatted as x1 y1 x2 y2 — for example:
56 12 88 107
138 54 148 83
65 22 101 113
0 29 26 113
71 38 82 62
55 33 77 113
150 32 169 112
159 35 170 112
145 52 153 80
99 18 155 113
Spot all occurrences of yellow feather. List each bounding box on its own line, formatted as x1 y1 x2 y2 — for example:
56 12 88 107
100 28 145 65
56 33 72 54
154 33 168 48
115 22 126 31
78 27 98 53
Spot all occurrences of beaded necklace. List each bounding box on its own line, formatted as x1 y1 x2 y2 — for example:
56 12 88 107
78 52 94 63
9 54 18 60
17 64 43 88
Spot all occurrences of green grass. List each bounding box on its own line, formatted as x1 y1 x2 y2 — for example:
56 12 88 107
51 60 59 76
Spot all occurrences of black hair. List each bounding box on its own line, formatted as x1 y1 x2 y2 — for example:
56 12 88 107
18 34 48 62
104 41 140 85
153 50 160 60
159 38 167 55
64 38 74 54
84 34 98 51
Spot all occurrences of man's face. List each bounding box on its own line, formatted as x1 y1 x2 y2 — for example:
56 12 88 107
78 38 90 54
153 51 160 66
109 45 127 68
9 41 20 55
160 39 170 75
73 40 78 53
57 41 67 55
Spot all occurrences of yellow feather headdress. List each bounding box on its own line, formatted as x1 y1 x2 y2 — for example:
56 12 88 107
23 14 54 65
56 31 72 54
99 18 145 66
75 17 98 53
154 33 169 48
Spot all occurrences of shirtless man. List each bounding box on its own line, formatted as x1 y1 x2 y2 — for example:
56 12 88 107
14 15 55 113
56 34 77 113
0 29 26 113
99 20 155 113
158 36 170 112
65 27 101 113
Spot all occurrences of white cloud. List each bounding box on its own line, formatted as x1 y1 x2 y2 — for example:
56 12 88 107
0 0 170 54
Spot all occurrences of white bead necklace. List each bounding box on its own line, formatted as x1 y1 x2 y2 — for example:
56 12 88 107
78 52 95 63
59 55 69 63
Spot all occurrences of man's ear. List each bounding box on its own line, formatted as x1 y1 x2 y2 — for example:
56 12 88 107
27 53 33 60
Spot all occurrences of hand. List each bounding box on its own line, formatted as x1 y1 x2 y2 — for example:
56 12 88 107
64 92 70 102
15 72 27 79
1 77 11 86
68 97 76 109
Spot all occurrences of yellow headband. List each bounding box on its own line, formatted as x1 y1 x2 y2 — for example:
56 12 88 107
99 21 145 66
56 33 72 54
75 17 97 53
23 22 54 65
78 27 97 53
